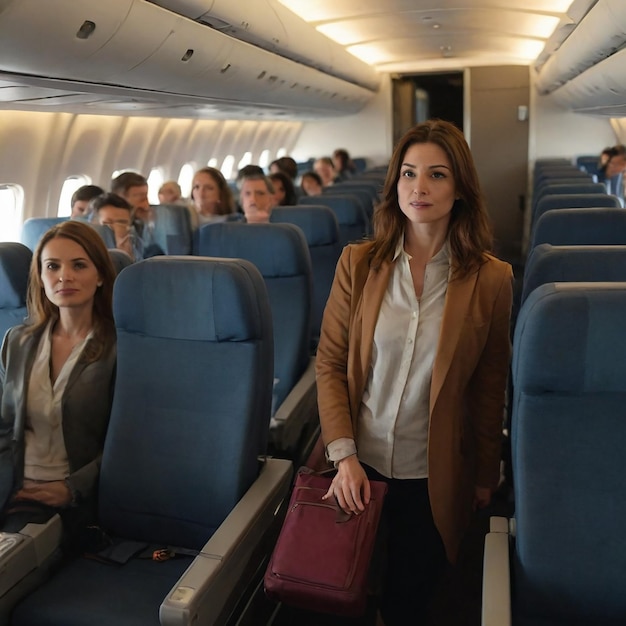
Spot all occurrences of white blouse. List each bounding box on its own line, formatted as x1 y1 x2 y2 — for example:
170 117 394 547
327 241 449 479
23 323 91 481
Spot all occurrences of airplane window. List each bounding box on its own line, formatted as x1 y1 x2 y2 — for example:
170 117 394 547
259 149 271 169
178 163 195 199
58 175 91 217
207 158 218 168
238 151 252 169
0 184 24 243
221 155 236 180
277 147 288 158
147 168 164 205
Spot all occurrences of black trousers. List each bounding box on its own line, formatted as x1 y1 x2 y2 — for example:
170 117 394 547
365 466 448 626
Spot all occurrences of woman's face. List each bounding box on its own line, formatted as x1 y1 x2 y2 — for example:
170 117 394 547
158 183 180 204
396 142 456 231
302 175 322 196
272 178 286 205
192 172 221 215
40 237 101 313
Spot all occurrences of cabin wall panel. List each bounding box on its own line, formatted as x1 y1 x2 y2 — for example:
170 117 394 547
292 74 392 166
1 110 305 229
152 118 199 180
0 111 76 219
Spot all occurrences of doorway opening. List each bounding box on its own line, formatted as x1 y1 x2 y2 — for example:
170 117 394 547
392 72 464 146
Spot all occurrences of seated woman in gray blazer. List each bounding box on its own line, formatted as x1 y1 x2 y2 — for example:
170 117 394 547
0 220 116 543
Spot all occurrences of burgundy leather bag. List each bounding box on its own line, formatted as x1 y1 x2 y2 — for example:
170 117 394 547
264 469 388 617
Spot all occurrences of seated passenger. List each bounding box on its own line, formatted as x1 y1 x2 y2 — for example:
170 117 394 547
0 221 116 547
190 167 235 228
597 145 626 200
332 148 356 182
598 145 626 179
111 172 163 257
269 172 297 206
269 156 298 183
314 157 340 187
301 171 323 197
240 173 274 223
157 180 183 205
90 192 142 261
70 185 105 220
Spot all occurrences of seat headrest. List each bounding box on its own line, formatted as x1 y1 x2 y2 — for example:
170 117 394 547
271 206 339 247
0 242 31 307
514 282 626 393
197 222 310 277
113 256 269 342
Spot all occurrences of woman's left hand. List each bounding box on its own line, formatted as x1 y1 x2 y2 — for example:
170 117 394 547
473 485 492 510
13 479 72 508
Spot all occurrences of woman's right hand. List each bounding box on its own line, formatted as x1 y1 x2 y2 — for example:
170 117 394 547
322 455 370 515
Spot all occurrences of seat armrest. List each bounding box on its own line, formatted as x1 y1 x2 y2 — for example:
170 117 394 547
0 514 62 597
481 516 511 626
270 357 317 453
160 457 293 626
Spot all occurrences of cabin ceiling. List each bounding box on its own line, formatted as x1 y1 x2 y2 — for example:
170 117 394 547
2 0 626 118
277 0 588 73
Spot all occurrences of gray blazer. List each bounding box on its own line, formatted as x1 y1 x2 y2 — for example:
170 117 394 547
0 324 116 511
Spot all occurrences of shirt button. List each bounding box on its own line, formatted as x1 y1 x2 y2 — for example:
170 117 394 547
408 338 413 344
412 311 417 318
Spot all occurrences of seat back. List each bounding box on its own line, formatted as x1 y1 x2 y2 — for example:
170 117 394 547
152 204 193 254
0 242 31 339
20 217 67 251
532 182 607 217
100 256 274 549
522 244 626 304
512 282 626 623
271 205 341 346
300 194 369 246
532 193 619 228
530 208 626 249
197 222 312 411
576 154 601 177
107 249 133 275
88 223 117 248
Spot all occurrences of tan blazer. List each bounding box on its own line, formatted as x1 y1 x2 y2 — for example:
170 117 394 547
316 242 513 562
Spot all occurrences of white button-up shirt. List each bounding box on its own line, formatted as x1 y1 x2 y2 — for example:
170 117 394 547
24 323 91 481
327 241 449 479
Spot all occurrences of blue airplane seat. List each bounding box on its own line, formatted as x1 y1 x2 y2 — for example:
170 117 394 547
329 184 379 221
152 204 193 254
352 157 367 173
0 242 31 339
522 244 626 304
11 256 292 626
483 282 626 625
196 222 317 457
300 194 369 247
532 193 620 231
531 182 606 218
88 223 117 248
533 168 589 192
271 205 342 348
530 208 626 250
20 217 67 251
107 248 133 275
576 154 601 176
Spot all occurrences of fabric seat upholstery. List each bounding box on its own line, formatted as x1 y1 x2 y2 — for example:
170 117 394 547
0 242 31 340
270 205 341 348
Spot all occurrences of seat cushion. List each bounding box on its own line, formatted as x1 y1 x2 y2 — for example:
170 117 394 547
12 555 193 626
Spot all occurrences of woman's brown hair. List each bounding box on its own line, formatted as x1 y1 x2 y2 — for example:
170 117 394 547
370 119 493 277
191 167 235 215
26 221 116 361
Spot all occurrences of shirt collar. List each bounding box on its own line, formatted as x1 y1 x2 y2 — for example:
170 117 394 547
393 236 450 265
